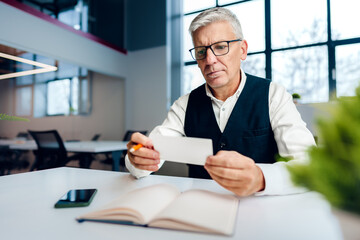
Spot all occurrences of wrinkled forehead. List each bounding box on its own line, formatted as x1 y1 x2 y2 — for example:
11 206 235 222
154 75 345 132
192 21 237 46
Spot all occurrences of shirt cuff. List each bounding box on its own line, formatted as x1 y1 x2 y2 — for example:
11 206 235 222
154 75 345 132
254 162 308 196
125 154 165 179
125 154 152 179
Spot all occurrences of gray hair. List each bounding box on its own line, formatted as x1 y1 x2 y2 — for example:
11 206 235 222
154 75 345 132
189 7 244 40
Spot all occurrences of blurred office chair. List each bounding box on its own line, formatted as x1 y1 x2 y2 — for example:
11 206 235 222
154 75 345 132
65 133 102 167
91 134 101 141
16 132 30 139
28 130 79 170
0 145 29 175
122 130 147 143
101 130 147 171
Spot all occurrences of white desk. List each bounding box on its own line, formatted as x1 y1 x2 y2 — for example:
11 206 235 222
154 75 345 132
6 141 128 171
0 168 343 240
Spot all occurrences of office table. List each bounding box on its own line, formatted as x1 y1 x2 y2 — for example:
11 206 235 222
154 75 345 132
6 140 128 171
0 167 343 240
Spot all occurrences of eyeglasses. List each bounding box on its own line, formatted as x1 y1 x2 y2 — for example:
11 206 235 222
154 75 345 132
189 39 242 60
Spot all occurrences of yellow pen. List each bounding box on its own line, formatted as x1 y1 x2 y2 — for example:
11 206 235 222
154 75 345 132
130 144 143 153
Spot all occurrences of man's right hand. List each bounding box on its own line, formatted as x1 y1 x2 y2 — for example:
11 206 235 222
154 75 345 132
127 132 160 172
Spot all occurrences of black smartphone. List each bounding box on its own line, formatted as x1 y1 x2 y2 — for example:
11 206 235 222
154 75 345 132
54 189 97 208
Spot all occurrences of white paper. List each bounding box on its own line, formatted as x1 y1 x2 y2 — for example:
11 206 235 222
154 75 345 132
151 135 213 166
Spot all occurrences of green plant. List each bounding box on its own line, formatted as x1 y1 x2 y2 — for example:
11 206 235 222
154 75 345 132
292 93 301 99
286 86 360 215
0 113 29 122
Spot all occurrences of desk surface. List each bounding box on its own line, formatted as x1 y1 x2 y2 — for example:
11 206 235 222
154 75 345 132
0 168 343 240
6 140 128 153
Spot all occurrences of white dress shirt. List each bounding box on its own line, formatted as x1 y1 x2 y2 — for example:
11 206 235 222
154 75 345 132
126 70 316 196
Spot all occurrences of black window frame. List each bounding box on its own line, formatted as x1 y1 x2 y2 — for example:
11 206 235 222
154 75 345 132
183 0 360 101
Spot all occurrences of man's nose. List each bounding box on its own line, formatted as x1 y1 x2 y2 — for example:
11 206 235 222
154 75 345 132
204 47 217 64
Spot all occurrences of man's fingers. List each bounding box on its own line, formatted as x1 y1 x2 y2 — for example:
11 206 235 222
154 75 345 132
130 132 152 148
205 165 248 181
129 161 159 171
130 147 159 160
208 172 253 196
206 151 254 169
130 155 160 166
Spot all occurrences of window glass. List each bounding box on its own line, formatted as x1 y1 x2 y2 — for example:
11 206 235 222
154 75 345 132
16 53 35 86
218 0 246 5
33 83 47 118
71 77 79 114
47 79 70 115
272 46 329 103
80 67 88 77
242 54 266 78
331 0 360 40
183 0 215 14
59 9 80 29
79 78 90 114
16 75 33 86
182 65 205 95
183 13 198 62
227 0 265 53
58 0 88 31
336 44 360 97
35 55 56 83
15 86 32 116
271 0 327 49
57 61 79 79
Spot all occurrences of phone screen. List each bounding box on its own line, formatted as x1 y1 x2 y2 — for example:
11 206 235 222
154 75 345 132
54 189 97 208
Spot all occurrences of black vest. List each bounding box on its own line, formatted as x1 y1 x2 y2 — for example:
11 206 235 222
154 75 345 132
184 74 279 179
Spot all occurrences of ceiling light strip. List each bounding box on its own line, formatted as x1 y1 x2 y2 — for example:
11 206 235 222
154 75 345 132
0 67 57 80
0 52 58 80
0 52 56 69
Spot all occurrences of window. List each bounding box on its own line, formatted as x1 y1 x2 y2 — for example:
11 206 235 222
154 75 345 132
335 43 360 97
227 0 265 53
331 0 360 40
19 0 88 32
271 0 327 49
182 65 205 94
183 0 216 14
14 54 91 118
47 79 71 115
242 53 266 78
182 0 360 103
272 46 329 103
15 86 32 116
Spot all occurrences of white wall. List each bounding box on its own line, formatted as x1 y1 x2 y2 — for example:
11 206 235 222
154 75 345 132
125 46 169 133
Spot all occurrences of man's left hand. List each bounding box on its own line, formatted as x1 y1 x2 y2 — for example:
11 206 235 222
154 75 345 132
204 150 265 196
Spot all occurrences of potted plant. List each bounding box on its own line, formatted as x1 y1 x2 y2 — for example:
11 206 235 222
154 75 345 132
0 113 29 122
286 86 360 239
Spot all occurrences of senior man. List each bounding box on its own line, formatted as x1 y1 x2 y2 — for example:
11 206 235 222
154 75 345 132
125 7 315 196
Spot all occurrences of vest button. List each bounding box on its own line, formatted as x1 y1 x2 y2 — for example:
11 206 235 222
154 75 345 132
220 142 226 148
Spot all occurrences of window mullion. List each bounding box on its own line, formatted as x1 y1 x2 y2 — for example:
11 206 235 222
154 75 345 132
265 0 271 79
327 0 336 99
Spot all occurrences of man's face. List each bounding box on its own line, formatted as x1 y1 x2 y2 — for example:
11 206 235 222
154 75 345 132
192 21 248 93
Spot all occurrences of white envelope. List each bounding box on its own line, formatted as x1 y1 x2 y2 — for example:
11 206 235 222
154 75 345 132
151 135 213 166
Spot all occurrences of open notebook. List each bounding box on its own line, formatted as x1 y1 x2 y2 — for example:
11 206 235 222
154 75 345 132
77 184 239 235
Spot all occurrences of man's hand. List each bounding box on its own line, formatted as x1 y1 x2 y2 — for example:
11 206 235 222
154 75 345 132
204 151 265 196
127 132 160 172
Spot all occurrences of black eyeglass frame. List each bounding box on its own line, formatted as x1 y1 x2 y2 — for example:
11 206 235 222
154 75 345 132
189 39 242 60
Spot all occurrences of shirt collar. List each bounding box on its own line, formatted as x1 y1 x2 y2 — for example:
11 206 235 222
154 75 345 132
205 68 247 102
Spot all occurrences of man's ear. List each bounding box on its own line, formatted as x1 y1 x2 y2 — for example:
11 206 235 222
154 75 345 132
240 40 248 61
